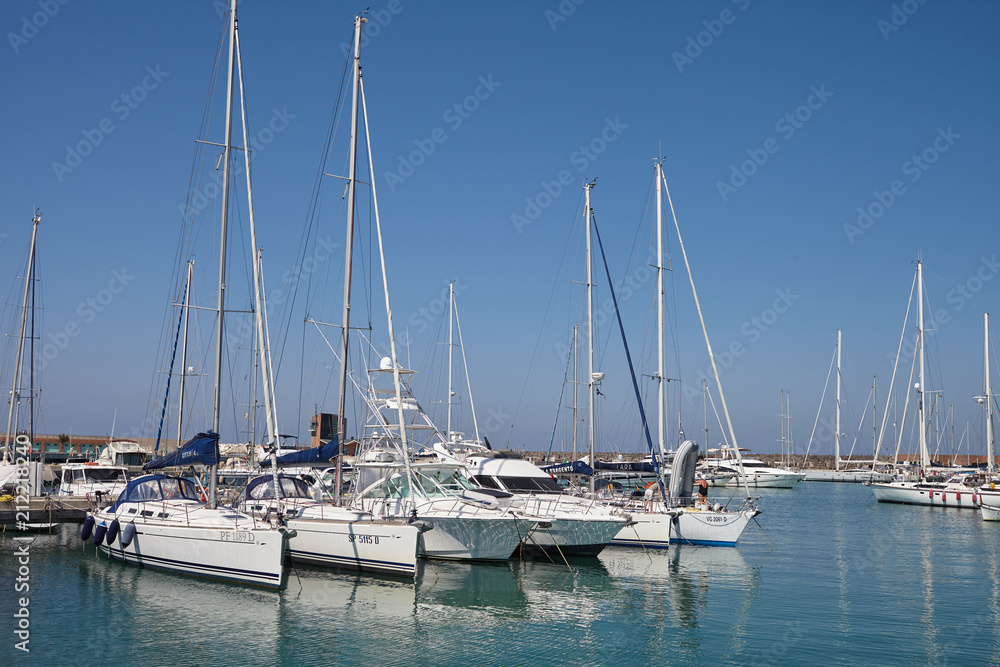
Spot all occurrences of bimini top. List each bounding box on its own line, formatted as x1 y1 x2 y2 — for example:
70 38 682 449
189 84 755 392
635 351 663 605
109 474 202 512
242 475 312 501
143 432 220 471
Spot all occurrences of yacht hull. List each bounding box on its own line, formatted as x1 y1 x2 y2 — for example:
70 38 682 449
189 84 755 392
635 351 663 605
285 517 420 576
95 512 288 589
610 508 755 548
521 516 627 557
870 482 981 508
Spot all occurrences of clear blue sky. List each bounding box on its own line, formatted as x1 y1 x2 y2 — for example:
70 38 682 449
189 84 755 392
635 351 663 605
1 1 998 462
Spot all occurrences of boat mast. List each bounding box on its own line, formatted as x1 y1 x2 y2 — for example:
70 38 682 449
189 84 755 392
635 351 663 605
658 168 748 490
446 282 454 439
986 313 995 473
208 0 238 507
334 15 365 503
917 260 929 471
3 212 39 463
584 180 596 494
572 324 578 461
836 329 842 471
655 160 667 472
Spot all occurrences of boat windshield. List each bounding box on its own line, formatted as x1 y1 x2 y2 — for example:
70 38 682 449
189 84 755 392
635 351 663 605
480 475 562 493
249 477 312 500
360 469 474 500
119 477 201 503
78 468 128 482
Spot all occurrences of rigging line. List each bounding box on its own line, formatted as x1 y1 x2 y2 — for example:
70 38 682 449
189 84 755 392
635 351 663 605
660 166 748 494
546 330 575 458
272 30 352 383
590 210 665 501
875 270 917 460
506 193 585 447
154 294 188 454
802 343 836 466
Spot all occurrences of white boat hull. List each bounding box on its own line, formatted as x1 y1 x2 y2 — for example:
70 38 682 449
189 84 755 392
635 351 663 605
726 472 805 488
523 516 628 556
285 517 420 576
982 502 1000 521
95 512 288 589
417 515 529 560
870 482 981 508
804 470 895 483
609 508 756 548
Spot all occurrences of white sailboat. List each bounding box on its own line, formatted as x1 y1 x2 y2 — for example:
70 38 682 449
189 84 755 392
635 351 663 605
233 15 424 576
318 29 535 561
976 312 1000 517
87 0 290 588
870 261 981 508
584 163 759 546
1 211 58 529
803 331 894 483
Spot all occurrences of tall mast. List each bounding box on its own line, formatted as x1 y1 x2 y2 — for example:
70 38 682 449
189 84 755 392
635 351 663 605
917 261 929 470
655 160 667 469
872 374 877 466
446 282 454 439
337 15 365 454
584 181 596 494
572 324 578 461
986 313 995 473
3 212 39 462
835 329 842 471
206 0 238 507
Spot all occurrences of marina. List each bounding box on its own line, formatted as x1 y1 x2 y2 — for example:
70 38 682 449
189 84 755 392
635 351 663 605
2 1 999 664
5 482 1000 664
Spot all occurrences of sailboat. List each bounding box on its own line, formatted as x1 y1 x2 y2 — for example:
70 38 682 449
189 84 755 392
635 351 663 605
85 0 290 588
803 331 893 483
976 312 1000 517
583 163 760 547
869 261 981 508
307 18 535 562
229 15 424 576
0 211 58 527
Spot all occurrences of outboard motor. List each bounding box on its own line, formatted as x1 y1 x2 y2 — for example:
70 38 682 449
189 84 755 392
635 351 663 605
668 440 699 507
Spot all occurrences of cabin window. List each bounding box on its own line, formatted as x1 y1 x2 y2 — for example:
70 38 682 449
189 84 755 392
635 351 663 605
472 475 500 490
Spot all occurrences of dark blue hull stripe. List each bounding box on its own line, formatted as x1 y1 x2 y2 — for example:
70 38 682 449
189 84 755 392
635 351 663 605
99 545 284 588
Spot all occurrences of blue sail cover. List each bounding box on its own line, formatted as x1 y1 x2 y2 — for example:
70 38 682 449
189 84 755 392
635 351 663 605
142 432 220 470
259 437 339 467
540 460 594 476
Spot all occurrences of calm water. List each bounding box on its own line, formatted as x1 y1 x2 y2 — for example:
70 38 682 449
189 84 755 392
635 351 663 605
3 483 999 666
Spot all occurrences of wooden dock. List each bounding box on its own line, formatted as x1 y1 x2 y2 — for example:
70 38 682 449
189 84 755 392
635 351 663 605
0 495 91 527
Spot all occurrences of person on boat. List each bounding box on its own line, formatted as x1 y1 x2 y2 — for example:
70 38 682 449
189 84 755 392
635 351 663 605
643 481 657 511
696 474 709 508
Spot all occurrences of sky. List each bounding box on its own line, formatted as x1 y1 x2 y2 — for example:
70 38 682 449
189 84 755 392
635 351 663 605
1 1 998 462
